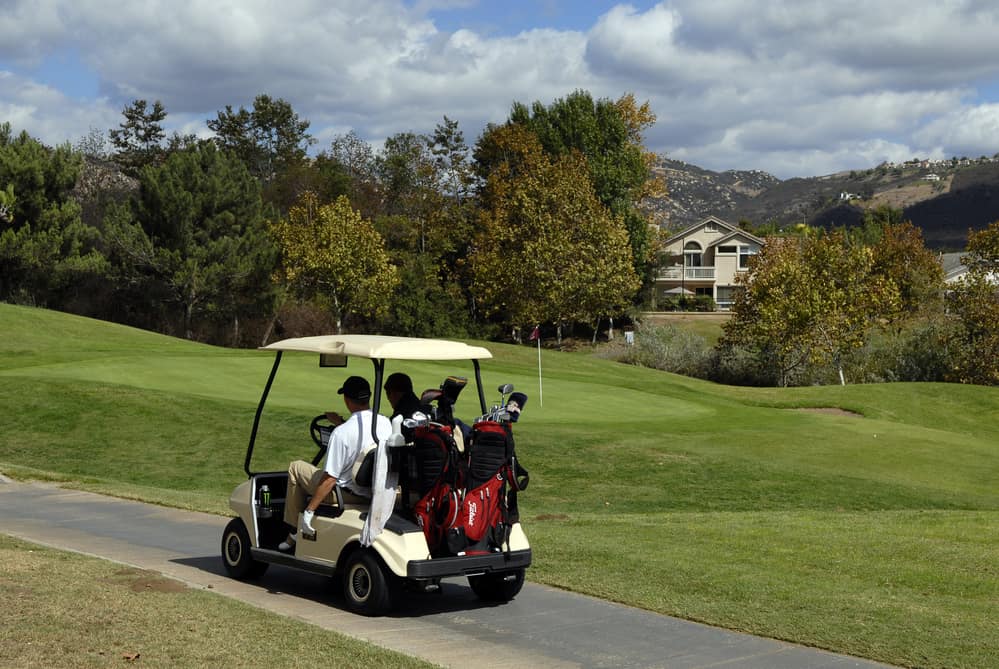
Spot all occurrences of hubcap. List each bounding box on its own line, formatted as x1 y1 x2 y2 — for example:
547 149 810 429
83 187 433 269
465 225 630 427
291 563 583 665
226 533 241 565
349 565 371 602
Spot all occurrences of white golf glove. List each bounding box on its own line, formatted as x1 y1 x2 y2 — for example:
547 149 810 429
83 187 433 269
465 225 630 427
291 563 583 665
302 509 316 533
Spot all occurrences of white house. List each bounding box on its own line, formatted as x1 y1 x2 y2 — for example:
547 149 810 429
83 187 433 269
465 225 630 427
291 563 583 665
941 252 999 285
655 216 765 310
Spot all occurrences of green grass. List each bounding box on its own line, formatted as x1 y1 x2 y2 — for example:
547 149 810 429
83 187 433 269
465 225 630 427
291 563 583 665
2 303 998 668
0 534 436 669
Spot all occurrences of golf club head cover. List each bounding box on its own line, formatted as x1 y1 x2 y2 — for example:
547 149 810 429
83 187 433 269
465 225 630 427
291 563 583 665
506 392 528 421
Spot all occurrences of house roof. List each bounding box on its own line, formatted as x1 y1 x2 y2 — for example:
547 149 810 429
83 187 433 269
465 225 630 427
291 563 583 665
707 229 765 248
663 215 764 246
940 252 966 281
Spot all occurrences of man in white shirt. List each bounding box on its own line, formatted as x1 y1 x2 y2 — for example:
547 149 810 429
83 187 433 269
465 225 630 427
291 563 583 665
279 375 391 551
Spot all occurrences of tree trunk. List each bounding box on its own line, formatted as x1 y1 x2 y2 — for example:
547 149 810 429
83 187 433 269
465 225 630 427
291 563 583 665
184 301 194 340
260 289 288 347
592 317 600 345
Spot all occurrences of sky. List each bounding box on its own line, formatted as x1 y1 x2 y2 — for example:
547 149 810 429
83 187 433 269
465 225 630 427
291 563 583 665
3 0 999 179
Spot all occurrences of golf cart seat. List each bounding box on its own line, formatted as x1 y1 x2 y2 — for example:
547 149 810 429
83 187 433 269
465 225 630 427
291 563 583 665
303 446 379 516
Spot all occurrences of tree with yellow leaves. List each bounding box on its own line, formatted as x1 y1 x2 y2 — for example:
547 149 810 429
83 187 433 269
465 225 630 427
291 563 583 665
270 192 398 333
469 125 639 340
721 231 898 386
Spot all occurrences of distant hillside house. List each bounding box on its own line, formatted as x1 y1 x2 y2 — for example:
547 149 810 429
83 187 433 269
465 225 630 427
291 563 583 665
655 216 764 310
941 252 968 283
941 252 999 285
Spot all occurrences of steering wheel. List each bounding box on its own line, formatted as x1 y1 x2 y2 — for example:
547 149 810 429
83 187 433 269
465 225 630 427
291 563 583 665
309 414 335 466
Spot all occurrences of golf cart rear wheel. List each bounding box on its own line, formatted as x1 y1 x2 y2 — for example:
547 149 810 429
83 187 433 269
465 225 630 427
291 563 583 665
342 549 393 616
221 518 268 580
468 568 525 602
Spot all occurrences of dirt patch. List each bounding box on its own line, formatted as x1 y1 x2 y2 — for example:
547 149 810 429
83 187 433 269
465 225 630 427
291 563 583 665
129 575 188 593
535 513 571 521
108 568 189 593
794 407 863 418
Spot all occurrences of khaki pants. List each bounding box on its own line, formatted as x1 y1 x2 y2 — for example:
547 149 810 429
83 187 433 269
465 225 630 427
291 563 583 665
283 460 367 529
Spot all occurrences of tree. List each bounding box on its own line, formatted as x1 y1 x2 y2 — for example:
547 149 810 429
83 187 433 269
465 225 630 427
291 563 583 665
947 220 999 384
75 126 110 160
375 131 436 222
429 116 475 203
483 90 661 283
870 221 944 327
719 237 814 386
104 143 274 341
269 192 398 333
323 130 378 216
721 231 897 386
0 124 106 304
383 253 469 337
207 94 313 185
469 125 639 338
963 220 999 275
109 99 167 175
426 117 477 260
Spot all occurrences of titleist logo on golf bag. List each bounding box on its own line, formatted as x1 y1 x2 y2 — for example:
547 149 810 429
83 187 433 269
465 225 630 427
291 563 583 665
466 499 477 526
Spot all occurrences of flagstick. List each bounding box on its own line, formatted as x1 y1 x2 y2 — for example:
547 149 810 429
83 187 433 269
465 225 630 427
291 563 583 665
536 333 543 407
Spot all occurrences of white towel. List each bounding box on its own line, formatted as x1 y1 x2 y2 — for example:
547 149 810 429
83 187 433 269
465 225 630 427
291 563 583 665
360 436 398 545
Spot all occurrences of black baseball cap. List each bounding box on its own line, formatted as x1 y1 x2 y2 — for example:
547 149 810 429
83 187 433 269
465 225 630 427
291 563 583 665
337 375 371 401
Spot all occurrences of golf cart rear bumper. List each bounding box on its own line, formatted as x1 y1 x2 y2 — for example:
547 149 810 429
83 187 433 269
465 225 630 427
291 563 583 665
406 549 532 579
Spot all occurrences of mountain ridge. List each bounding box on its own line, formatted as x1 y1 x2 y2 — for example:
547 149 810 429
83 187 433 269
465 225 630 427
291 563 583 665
654 156 999 249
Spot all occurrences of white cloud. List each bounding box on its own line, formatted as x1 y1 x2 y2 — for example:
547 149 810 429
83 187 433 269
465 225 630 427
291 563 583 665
914 104 999 158
3 1 999 177
0 71 118 146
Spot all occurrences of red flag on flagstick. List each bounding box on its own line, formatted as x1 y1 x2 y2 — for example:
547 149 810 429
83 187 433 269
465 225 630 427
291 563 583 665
528 325 540 341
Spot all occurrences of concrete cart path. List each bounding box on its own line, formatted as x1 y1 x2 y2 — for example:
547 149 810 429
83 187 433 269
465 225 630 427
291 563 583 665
0 480 893 669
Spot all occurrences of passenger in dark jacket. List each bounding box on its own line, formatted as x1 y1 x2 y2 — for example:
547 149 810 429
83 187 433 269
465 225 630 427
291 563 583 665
383 372 425 419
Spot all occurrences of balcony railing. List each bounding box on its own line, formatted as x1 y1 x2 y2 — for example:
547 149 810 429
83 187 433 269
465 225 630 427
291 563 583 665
658 266 716 280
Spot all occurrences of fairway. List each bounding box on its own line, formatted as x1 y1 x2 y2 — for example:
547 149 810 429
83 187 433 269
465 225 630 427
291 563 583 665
1 303 997 669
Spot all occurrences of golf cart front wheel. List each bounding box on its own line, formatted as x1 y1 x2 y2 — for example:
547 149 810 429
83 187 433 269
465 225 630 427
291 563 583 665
468 568 525 602
342 549 393 616
221 518 268 580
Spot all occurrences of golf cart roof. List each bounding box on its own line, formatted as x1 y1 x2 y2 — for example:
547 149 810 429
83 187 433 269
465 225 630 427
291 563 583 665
261 335 492 361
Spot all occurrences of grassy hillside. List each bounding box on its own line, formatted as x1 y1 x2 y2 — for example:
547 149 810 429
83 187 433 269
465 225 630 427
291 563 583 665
1 304 997 668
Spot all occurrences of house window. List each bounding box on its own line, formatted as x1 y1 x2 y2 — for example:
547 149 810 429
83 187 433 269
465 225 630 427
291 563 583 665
684 241 702 267
738 247 756 269
705 221 717 232
695 287 712 297
718 245 737 254
716 285 743 307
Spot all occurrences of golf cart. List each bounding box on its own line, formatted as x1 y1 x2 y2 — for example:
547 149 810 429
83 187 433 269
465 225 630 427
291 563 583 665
221 335 531 615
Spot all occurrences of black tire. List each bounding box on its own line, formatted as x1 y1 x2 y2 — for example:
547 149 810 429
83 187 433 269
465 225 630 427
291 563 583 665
341 549 393 616
221 518 269 580
468 568 525 602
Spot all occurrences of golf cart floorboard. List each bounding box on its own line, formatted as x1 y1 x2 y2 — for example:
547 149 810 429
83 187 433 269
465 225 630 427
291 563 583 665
251 547 338 577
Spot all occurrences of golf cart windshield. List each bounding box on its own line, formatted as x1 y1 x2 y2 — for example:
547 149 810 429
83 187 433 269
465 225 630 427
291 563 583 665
245 335 493 476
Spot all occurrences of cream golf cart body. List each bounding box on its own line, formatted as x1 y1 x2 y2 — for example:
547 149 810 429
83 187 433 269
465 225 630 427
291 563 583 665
221 335 531 615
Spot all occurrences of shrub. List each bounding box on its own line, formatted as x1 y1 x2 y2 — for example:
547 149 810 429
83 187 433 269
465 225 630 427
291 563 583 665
843 316 958 383
615 323 713 377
